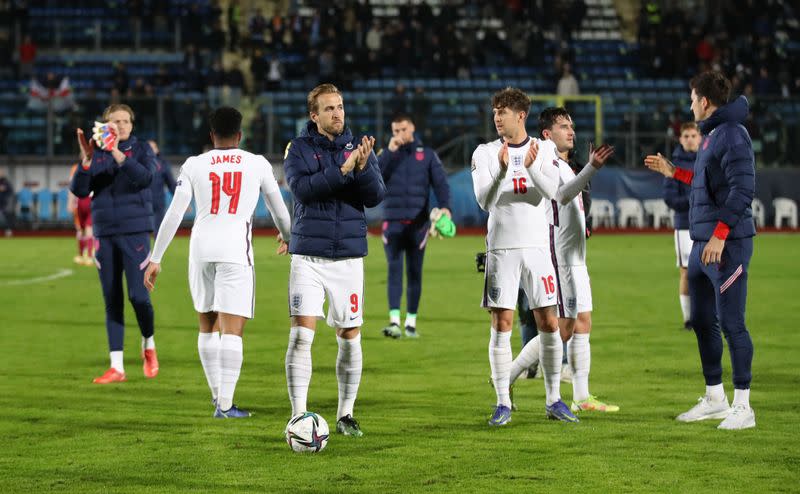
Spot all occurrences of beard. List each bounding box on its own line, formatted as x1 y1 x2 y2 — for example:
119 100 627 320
321 120 344 136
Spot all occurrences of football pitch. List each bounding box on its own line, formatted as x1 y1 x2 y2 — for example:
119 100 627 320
0 233 798 493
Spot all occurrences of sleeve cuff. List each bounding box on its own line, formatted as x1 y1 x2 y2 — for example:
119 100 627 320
673 167 693 184
713 221 730 240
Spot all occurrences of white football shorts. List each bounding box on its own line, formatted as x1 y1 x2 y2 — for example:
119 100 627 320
481 247 558 310
555 264 592 319
288 255 364 328
674 229 692 268
189 260 255 319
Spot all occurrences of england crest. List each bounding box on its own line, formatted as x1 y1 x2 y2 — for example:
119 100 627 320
291 293 303 310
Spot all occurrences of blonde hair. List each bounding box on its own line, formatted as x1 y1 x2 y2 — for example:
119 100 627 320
103 103 135 122
307 83 341 114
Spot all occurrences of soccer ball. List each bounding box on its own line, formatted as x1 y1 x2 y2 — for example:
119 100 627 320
285 412 329 453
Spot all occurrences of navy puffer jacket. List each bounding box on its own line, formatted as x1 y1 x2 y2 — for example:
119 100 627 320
690 96 756 241
284 121 386 258
70 135 155 236
664 146 695 230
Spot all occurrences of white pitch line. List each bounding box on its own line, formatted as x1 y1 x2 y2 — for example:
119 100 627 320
0 268 74 286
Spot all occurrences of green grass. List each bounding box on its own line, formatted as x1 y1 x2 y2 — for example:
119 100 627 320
0 233 798 493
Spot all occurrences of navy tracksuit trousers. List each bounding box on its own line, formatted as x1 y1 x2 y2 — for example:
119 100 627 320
383 220 429 314
95 232 155 351
688 237 754 389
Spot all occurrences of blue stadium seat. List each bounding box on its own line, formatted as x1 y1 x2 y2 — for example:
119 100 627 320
16 188 34 222
56 188 71 221
37 189 53 221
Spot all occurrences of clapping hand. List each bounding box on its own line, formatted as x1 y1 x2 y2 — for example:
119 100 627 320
498 142 509 170
77 129 93 169
355 136 375 172
523 139 539 168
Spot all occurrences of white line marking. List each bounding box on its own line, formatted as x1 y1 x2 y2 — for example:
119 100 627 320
0 268 74 286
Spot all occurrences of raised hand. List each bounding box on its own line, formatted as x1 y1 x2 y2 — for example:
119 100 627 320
144 262 161 292
588 143 615 169
644 153 675 178
524 139 539 168
341 146 359 175
77 128 93 169
498 141 509 170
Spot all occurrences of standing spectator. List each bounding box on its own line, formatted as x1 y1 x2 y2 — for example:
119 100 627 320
227 0 241 50
389 84 408 116
267 55 284 90
113 63 130 95
17 34 36 79
206 62 224 109
250 49 268 93
411 87 429 132
69 104 159 384
556 62 580 96
224 64 245 108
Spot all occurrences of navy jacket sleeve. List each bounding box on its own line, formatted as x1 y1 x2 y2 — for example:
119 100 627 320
354 150 386 208
118 144 155 189
428 151 451 210
717 128 755 229
284 140 350 203
377 148 402 181
663 176 689 211
69 165 92 198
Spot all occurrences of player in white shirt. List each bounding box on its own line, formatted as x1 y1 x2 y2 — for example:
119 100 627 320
143 107 292 418
472 87 579 425
507 107 618 414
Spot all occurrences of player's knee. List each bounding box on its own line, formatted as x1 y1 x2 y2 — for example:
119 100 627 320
128 292 152 308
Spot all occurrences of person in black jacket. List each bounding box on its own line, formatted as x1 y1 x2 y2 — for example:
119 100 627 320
377 114 450 338
662 122 700 330
70 104 158 384
283 83 386 437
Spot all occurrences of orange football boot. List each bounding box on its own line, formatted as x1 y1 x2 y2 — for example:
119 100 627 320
142 348 159 378
93 368 127 384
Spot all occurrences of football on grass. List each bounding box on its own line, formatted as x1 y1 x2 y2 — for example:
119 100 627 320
285 412 329 453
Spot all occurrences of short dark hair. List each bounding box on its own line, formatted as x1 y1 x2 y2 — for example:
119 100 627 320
690 71 731 108
209 107 242 138
491 87 531 115
680 122 699 133
538 107 572 137
391 113 414 125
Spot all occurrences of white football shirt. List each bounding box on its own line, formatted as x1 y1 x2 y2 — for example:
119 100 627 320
547 157 588 266
176 148 281 265
471 137 559 250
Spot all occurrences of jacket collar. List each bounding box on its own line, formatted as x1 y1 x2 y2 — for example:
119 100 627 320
301 120 354 150
699 95 749 135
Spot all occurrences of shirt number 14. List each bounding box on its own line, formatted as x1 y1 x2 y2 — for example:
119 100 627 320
209 171 242 214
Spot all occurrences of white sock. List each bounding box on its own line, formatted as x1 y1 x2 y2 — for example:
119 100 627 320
198 331 221 400
110 351 124 373
404 313 417 328
286 326 315 416
142 335 156 351
509 335 539 385
568 333 591 402
336 333 363 419
732 388 750 408
488 328 512 407
706 383 725 402
217 334 243 411
679 295 691 322
539 331 563 405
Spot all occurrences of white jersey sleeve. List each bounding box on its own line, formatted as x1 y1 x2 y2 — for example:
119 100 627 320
150 165 194 263
473 138 551 250
259 162 292 242
547 159 589 266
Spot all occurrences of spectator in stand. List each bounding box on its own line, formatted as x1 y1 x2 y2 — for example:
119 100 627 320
250 49 268 93
208 19 226 66
224 64 245 108
557 62 580 96
227 0 241 50
248 7 268 49
206 61 224 109
17 34 36 79
147 140 177 235
267 55 284 91
753 67 778 95
390 84 408 116
113 63 129 95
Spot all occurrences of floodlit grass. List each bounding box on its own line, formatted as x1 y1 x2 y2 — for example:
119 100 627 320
0 233 798 493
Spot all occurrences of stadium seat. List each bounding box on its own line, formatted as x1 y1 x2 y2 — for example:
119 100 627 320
56 188 70 221
589 199 615 228
751 198 765 228
773 197 798 228
643 199 672 228
16 188 34 222
37 189 54 221
616 198 645 228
